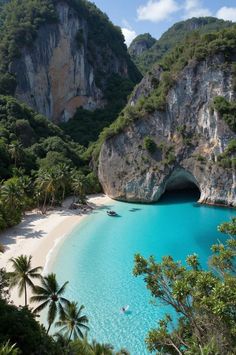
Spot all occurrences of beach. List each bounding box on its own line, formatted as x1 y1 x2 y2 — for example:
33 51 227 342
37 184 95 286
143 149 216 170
0 194 112 306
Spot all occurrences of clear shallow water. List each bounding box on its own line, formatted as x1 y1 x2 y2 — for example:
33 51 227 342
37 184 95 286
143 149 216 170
50 191 235 354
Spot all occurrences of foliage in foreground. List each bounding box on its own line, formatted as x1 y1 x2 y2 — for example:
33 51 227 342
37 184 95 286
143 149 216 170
133 217 236 354
0 258 130 354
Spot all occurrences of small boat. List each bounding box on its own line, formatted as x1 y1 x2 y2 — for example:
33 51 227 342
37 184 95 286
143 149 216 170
120 305 129 313
107 210 117 216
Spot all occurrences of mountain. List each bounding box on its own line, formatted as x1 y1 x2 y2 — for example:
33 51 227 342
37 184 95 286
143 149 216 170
98 26 236 207
129 17 234 74
0 0 141 123
128 33 156 58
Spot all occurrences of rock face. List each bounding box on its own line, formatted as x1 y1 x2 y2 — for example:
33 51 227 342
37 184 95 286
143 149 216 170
98 54 236 207
129 33 155 57
9 2 137 122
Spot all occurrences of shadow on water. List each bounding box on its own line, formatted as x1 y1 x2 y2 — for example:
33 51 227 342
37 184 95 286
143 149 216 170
107 214 122 218
124 310 132 316
157 189 201 206
129 208 142 212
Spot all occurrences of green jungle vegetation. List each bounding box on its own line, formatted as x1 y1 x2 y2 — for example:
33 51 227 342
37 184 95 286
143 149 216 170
0 95 101 232
217 138 236 169
129 17 234 75
60 74 136 146
0 0 140 90
134 218 236 355
90 25 236 161
213 96 236 133
0 219 235 354
0 0 141 232
0 2 235 354
0 255 130 354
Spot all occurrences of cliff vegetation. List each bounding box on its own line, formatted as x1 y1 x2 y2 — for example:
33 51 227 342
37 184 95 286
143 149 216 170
130 17 234 75
93 25 236 161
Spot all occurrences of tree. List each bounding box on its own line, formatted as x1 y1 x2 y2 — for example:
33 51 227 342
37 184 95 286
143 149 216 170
0 268 9 301
143 136 157 153
8 141 23 167
69 337 114 355
71 171 87 204
36 169 58 213
133 218 236 354
0 299 58 355
1 177 24 210
0 341 19 355
56 301 89 341
31 273 69 334
9 255 42 307
53 163 71 202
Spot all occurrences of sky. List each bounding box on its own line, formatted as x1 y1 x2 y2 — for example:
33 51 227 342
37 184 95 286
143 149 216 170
91 0 236 46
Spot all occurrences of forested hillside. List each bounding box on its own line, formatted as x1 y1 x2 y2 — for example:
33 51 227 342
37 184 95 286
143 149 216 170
130 17 234 74
0 0 140 231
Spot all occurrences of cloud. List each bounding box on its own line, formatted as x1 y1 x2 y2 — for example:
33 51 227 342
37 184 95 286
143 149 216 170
183 0 211 18
216 7 236 22
137 0 179 23
122 27 137 46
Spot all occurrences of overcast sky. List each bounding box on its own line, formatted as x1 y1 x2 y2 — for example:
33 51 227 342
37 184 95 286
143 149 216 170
91 0 236 46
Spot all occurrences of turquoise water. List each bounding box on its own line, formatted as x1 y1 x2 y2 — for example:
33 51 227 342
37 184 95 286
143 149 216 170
50 191 235 354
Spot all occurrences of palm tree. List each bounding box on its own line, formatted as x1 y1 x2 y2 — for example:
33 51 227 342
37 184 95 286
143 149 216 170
1 177 24 209
36 169 58 213
56 163 71 202
70 337 114 355
88 340 114 355
9 255 42 307
56 301 89 341
8 140 23 167
71 171 87 204
30 273 69 334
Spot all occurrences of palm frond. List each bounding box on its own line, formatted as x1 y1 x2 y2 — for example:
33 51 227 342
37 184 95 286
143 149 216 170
29 266 43 274
30 295 49 303
48 301 57 325
31 285 48 295
58 281 69 295
60 297 70 306
33 299 50 313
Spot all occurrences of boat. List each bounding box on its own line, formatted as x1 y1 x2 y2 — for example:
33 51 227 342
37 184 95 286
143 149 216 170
120 305 129 313
107 210 117 216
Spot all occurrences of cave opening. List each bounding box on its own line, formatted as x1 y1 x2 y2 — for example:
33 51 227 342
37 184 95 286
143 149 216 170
159 168 201 204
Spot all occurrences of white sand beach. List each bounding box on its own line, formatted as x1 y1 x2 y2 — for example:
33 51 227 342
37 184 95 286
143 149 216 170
0 194 113 306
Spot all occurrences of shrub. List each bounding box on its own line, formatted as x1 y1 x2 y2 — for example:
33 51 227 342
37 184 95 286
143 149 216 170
213 96 236 132
143 137 157 154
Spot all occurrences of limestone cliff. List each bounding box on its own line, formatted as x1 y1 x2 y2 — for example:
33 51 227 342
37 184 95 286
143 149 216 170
129 33 155 58
98 53 236 207
9 1 140 122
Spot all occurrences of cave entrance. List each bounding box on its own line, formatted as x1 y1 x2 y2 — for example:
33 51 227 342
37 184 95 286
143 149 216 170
159 168 201 203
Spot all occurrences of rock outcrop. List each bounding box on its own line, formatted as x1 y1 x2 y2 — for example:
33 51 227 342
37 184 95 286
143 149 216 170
9 1 139 122
98 54 236 207
129 33 155 58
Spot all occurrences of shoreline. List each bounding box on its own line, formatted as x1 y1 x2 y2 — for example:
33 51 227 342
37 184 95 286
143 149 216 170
0 194 113 306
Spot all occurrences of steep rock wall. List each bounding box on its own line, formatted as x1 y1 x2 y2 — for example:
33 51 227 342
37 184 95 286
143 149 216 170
98 54 236 207
9 2 134 122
